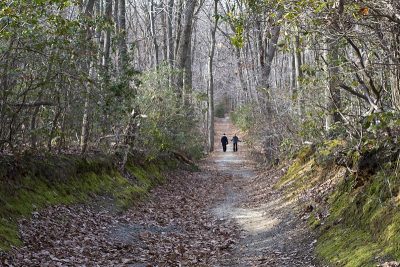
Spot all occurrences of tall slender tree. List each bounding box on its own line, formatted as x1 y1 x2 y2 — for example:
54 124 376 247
208 0 218 152
80 0 97 154
175 0 197 103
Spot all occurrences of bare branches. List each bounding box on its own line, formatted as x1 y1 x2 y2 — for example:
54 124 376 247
10 102 55 108
339 83 369 102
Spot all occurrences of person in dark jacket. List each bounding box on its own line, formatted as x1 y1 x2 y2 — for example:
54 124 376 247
231 134 241 152
221 133 228 152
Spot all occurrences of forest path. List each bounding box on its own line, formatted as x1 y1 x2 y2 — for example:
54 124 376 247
2 117 320 266
210 117 320 266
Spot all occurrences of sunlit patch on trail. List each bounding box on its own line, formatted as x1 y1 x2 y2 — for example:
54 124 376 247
225 207 280 234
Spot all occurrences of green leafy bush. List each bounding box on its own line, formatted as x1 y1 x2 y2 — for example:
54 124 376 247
215 102 227 118
230 103 255 132
134 67 204 160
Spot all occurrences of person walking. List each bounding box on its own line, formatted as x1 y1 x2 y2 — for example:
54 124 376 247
231 134 241 152
221 133 228 152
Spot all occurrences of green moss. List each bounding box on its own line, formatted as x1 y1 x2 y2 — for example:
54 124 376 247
278 142 400 266
0 154 177 251
318 139 342 157
317 227 380 267
277 161 300 188
0 219 21 251
275 156 316 198
317 170 400 266
297 145 315 162
147 163 165 183
308 213 321 229
329 190 354 219
277 145 318 190
383 213 400 258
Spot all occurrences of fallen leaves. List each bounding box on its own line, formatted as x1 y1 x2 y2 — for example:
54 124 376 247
0 169 239 266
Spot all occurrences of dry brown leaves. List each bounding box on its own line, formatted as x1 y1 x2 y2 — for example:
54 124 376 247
1 169 239 266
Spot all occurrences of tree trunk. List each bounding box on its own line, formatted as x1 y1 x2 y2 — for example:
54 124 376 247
291 38 297 104
47 92 62 152
161 4 168 61
149 0 159 67
325 0 344 130
166 0 174 66
235 47 247 92
175 0 196 100
80 0 97 154
208 0 218 152
294 34 305 116
174 0 184 60
257 12 282 115
391 33 400 110
325 38 341 130
80 63 95 153
259 12 282 89
102 0 112 68
118 0 128 77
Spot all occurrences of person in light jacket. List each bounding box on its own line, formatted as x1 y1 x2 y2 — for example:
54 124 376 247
231 134 241 152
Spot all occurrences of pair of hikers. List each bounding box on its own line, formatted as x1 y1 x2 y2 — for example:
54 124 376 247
221 133 241 152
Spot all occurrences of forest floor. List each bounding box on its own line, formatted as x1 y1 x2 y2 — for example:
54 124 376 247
2 117 321 266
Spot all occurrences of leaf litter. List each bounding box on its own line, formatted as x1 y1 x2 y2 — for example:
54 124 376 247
1 168 239 266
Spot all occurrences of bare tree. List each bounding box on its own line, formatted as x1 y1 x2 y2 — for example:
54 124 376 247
175 0 197 103
208 0 218 152
80 0 97 154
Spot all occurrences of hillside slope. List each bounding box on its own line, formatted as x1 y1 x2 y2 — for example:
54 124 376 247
277 141 400 266
0 152 183 251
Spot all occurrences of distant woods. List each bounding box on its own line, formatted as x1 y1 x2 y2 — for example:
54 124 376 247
1 0 400 159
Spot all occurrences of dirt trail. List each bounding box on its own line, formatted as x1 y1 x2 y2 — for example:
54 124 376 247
210 117 320 266
2 117 321 266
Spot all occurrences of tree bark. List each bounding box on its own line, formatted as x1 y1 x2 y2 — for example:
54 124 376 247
259 11 282 89
80 63 95 154
256 12 282 115
291 38 297 104
118 0 128 77
235 47 247 92
80 0 97 154
166 0 174 65
208 0 218 152
175 0 197 101
325 0 344 131
149 0 160 67
294 34 305 116
325 38 342 131
174 0 184 60
102 0 112 68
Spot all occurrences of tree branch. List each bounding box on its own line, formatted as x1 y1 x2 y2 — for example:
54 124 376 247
339 83 369 101
11 102 55 107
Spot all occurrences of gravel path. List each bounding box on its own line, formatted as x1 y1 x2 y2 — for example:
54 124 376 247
210 117 321 267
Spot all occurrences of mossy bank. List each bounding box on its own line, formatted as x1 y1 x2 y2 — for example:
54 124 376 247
277 141 400 267
0 152 189 251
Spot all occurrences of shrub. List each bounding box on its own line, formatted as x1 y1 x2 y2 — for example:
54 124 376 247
215 102 227 118
133 66 204 160
230 103 255 132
